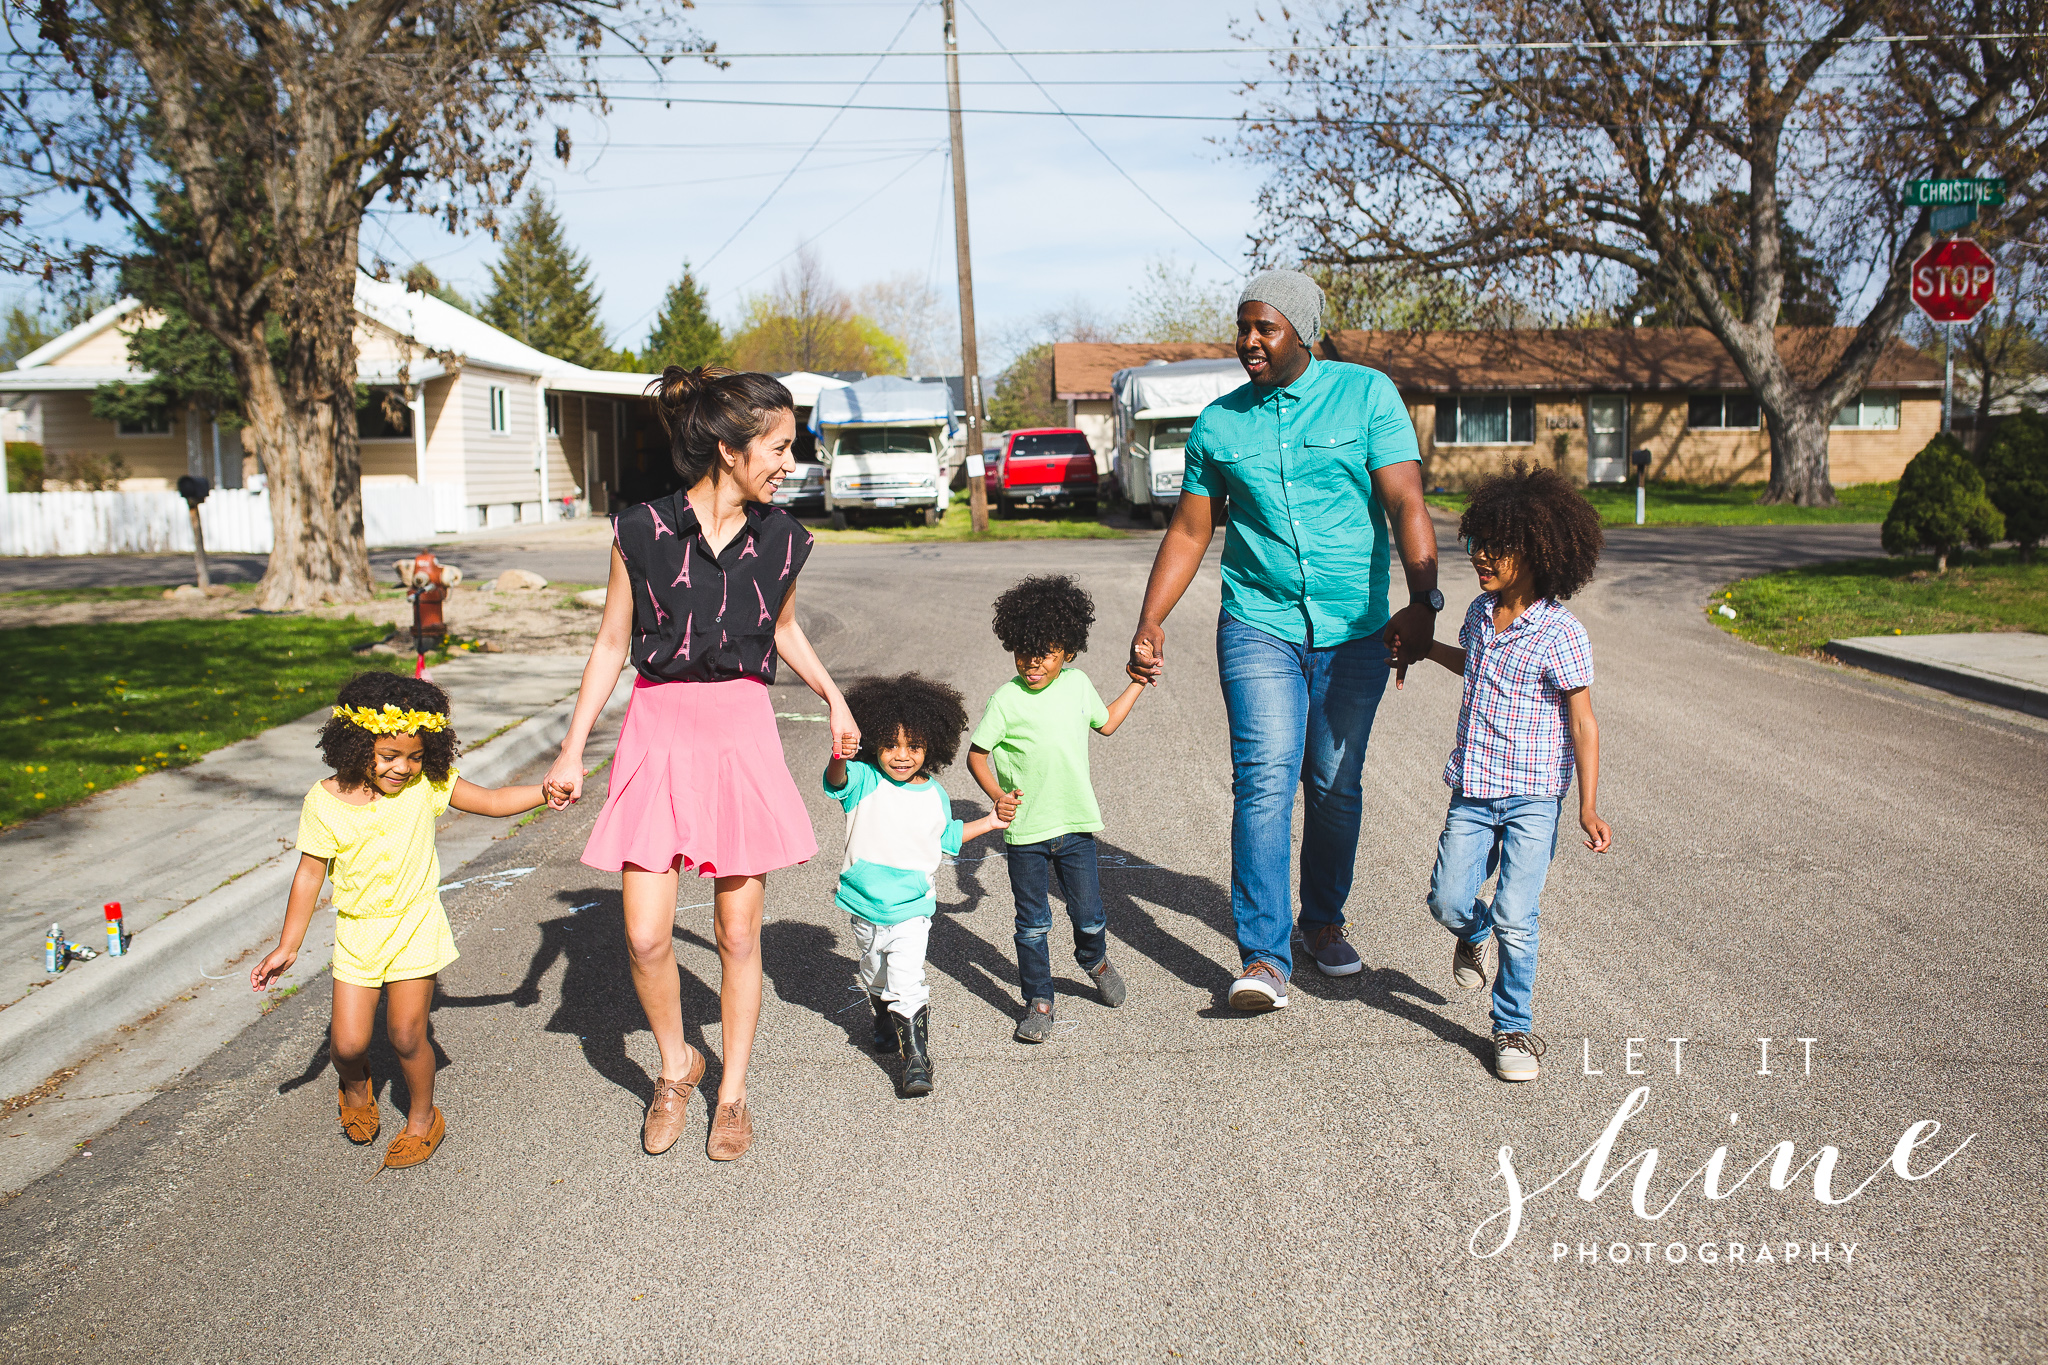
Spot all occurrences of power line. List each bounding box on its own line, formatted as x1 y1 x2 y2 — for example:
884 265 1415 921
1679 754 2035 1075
957 1 1238 274
717 145 947 302
696 0 929 270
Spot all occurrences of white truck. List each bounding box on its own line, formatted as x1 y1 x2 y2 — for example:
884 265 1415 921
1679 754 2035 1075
811 376 954 529
1111 358 1245 528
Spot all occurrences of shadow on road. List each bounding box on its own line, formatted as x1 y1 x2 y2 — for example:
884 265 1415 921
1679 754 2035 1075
274 987 453 1115
760 919 897 1088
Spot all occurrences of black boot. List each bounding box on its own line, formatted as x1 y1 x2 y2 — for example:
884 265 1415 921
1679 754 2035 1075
868 994 895 1052
895 1006 934 1097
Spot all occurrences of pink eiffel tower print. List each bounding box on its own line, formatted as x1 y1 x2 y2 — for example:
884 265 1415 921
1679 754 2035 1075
673 612 693 661
780 537 793 579
671 549 691 589
645 581 668 626
738 537 758 560
753 580 771 626
648 505 674 539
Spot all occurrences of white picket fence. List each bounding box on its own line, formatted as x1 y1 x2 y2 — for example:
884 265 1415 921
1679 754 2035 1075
0 484 463 556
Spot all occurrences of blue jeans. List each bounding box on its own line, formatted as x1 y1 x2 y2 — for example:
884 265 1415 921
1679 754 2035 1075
1007 833 1108 1003
1425 794 1563 1035
1216 613 1391 978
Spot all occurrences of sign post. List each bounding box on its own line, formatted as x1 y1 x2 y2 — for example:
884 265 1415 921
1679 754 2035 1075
1910 238 1998 433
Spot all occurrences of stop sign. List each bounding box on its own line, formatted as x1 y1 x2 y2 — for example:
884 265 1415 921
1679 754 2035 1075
1912 239 1997 323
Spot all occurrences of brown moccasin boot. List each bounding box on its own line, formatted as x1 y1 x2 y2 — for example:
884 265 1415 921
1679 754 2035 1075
641 1045 706 1156
706 1100 753 1161
381 1107 445 1170
339 1075 379 1145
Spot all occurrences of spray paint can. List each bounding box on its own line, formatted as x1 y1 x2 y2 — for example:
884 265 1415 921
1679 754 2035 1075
45 922 63 973
104 902 125 958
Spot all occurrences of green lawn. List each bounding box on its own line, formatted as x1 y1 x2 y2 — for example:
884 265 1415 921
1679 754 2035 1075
1427 480 1896 527
0 613 402 829
803 501 1134 544
1709 549 2048 656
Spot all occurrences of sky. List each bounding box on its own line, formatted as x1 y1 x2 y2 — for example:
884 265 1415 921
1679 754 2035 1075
361 0 1277 367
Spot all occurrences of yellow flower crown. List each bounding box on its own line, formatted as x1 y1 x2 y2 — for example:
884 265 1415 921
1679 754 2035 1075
333 703 450 735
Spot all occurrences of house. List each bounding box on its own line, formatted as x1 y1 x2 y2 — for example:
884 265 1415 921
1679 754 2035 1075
1052 329 1943 488
1052 342 1233 471
0 275 673 527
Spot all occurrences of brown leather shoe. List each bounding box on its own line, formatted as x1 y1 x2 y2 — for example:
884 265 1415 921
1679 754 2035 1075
381 1107 445 1170
641 1045 706 1156
338 1075 379 1145
706 1100 753 1161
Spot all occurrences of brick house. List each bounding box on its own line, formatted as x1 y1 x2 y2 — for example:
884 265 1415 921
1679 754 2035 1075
1053 328 1942 488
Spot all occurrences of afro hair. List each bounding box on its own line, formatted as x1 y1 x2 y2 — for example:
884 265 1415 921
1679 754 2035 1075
842 672 970 775
317 670 458 788
1458 460 1605 602
990 573 1095 659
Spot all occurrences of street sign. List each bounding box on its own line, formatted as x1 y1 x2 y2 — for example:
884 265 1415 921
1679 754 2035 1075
1903 178 2006 207
1911 239 1997 324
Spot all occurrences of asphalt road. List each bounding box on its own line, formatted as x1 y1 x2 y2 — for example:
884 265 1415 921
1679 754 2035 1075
3 523 2043 1363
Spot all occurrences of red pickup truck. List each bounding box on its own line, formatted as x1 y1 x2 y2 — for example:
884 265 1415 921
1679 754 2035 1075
994 428 1098 516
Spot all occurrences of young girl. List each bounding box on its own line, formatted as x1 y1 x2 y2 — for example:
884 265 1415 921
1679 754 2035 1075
826 674 1014 1096
544 365 858 1162
1408 461 1613 1084
250 672 547 1169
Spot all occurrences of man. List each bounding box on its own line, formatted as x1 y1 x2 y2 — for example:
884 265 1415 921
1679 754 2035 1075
1128 269 1440 1011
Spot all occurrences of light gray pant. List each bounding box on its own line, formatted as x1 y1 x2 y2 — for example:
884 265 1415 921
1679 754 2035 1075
852 914 931 1017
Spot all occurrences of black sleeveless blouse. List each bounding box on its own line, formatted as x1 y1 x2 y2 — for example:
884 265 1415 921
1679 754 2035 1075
612 493 815 684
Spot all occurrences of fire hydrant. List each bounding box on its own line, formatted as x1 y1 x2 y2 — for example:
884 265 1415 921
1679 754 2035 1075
393 551 464 678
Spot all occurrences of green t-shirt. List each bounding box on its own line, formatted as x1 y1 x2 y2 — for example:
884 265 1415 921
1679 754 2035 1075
971 669 1110 845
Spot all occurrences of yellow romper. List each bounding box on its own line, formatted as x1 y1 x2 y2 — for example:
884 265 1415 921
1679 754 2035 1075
298 770 461 989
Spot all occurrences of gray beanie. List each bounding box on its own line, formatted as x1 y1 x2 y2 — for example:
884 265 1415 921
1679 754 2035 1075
1238 269 1324 346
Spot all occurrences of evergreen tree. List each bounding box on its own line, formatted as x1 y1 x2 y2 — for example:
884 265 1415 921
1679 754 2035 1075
90 298 253 432
1881 435 2005 573
987 342 1063 431
642 266 726 370
479 192 613 368
1976 410 2048 561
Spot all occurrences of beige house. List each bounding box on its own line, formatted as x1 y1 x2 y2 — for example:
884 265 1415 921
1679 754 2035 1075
1053 328 1943 489
0 275 670 528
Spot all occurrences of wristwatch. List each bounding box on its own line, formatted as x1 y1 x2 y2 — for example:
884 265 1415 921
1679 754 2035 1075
1412 588 1445 613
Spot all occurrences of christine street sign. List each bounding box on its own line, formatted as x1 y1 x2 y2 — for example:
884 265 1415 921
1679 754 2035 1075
1903 178 2007 207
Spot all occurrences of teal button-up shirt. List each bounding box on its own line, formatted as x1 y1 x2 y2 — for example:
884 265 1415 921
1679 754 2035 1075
1182 357 1421 646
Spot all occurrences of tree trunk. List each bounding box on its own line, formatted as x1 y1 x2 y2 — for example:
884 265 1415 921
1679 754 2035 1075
239 275 374 611
1758 401 1838 507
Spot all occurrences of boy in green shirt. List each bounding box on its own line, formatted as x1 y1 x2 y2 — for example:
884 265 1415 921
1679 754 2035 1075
968 574 1146 1042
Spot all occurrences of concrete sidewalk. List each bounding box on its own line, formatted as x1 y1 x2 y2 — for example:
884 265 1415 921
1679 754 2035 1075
1827 630 2048 718
0 655 629 1100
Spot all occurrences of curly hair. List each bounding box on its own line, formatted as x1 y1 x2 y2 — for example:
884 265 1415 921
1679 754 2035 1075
991 573 1095 658
843 673 969 775
316 671 458 788
1458 460 1605 601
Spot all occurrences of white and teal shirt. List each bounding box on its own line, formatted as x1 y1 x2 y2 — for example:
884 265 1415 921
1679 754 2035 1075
823 760 966 925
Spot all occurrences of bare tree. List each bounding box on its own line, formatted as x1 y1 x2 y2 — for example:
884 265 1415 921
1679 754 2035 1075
1237 0 2048 504
1124 255 1238 343
1907 243 2048 439
732 246 906 374
856 273 955 375
2 1 705 607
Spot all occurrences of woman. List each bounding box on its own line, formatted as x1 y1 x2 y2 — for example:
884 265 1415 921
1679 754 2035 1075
544 366 858 1161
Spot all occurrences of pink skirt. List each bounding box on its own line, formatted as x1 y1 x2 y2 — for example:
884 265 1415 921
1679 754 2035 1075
581 676 817 878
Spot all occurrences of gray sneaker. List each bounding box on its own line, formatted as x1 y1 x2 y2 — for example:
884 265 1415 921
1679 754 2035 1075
1228 961 1289 1012
1304 922 1362 977
1088 957 1128 1008
1014 998 1057 1043
1493 1031 1546 1083
1452 937 1491 990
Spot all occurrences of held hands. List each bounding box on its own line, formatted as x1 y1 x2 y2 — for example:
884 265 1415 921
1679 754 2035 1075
829 700 862 760
250 945 296 992
994 787 1023 824
542 752 584 807
1581 810 1613 853
1128 624 1164 686
1383 605 1436 690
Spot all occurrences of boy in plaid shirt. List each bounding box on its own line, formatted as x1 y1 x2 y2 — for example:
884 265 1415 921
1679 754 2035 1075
1403 462 1613 1082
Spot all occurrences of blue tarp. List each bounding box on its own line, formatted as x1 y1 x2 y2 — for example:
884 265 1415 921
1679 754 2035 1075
809 376 957 435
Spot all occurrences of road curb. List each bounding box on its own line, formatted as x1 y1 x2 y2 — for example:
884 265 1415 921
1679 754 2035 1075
0 671 629 1100
1824 639 2048 719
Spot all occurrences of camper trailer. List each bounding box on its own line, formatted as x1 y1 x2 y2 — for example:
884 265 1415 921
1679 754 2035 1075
811 376 953 529
1110 358 1244 528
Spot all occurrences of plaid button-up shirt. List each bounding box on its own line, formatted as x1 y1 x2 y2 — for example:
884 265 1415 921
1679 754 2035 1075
1443 594 1594 799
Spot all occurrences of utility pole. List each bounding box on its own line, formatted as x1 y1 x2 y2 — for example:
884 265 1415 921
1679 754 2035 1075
943 0 988 533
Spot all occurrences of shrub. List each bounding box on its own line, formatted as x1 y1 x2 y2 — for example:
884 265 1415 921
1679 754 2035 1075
1976 411 2048 561
1881 434 2004 572
43 450 130 491
4 441 42 491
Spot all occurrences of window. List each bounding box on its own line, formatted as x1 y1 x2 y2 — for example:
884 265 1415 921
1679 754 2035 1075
116 415 171 436
546 394 561 436
1832 391 1901 429
356 387 413 440
1434 396 1534 445
1149 420 1196 451
837 427 933 455
1688 394 1762 429
1010 432 1092 457
488 385 508 434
